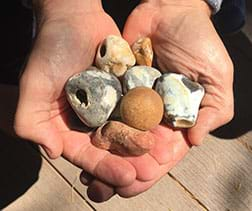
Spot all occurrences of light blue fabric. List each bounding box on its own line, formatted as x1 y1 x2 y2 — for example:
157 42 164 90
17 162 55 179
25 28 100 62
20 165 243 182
205 0 223 14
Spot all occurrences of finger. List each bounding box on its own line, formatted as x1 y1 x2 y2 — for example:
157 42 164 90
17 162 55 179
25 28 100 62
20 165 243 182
125 153 159 181
80 171 95 186
116 133 190 198
92 121 159 182
149 125 177 165
188 105 234 145
149 124 191 165
14 83 64 159
122 3 154 45
80 171 115 202
122 125 190 182
62 131 136 187
116 162 171 198
87 180 115 203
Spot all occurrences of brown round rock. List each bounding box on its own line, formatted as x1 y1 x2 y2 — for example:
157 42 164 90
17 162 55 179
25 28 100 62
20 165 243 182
120 87 164 131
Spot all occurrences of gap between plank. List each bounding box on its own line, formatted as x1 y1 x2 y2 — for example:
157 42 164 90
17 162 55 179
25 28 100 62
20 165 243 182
168 173 209 211
29 143 97 211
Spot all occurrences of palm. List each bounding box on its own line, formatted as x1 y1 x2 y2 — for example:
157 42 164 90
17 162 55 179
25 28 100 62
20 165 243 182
15 11 140 186
123 2 234 145
16 9 188 191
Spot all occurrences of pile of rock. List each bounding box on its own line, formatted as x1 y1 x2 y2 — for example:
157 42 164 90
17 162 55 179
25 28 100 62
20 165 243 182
65 35 204 156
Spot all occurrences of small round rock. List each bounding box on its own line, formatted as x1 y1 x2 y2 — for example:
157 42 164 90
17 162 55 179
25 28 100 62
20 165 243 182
120 87 164 131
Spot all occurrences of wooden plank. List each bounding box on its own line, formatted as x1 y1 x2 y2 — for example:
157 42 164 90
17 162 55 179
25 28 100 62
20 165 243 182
170 135 252 211
0 132 93 211
40 151 205 211
238 131 252 152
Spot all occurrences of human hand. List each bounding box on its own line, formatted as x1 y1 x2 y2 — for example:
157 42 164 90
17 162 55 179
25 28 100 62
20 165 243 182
83 0 234 202
14 0 189 202
123 0 234 145
14 0 139 188
80 125 190 202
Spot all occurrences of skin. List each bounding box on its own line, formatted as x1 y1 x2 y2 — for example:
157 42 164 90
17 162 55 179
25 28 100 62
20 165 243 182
14 0 234 202
82 0 234 200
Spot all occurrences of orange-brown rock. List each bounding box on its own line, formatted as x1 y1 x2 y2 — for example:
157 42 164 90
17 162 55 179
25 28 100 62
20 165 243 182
120 87 163 131
132 37 153 67
92 121 155 156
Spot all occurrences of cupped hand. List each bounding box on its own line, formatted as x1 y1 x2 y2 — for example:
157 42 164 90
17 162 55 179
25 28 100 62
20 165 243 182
84 0 235 202
14 0 137 188
123 0 234 146
14 0 189 201
80 125 190 202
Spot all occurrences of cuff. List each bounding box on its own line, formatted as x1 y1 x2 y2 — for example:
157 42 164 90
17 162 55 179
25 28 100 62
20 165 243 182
21 0 32 9
204 0 223 14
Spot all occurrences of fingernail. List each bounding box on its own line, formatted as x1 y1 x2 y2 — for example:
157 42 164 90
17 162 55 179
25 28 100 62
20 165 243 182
80 171 94 186
87 180 115 203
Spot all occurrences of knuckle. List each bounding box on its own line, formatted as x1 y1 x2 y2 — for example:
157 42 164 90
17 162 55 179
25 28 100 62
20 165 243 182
220 55 234 76
14 115 32 140
222 103 234 125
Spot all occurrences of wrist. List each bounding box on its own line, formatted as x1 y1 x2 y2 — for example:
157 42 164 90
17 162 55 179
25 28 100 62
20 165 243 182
33 0 103 21
142 0 211 17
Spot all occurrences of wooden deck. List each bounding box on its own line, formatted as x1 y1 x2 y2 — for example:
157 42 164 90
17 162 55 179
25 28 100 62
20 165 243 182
1 9 252 211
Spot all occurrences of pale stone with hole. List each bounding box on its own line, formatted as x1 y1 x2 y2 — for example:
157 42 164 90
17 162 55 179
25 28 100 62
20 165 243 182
65 69 122 128
95 35 136 77
123 65 161 93
155 73 205 128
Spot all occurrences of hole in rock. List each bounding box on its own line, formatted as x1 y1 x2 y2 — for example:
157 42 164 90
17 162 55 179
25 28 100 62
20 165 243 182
76 89 88 106
176 119 194 128
100 43 107 57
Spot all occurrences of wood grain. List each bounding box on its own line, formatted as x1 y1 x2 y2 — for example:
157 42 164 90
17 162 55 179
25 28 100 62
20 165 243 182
170 135 252 211
2 141 93 211
40 150 205 211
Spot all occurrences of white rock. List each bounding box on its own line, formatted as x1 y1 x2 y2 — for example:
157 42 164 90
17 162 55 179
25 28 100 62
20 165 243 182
155 73 205 128
123 65 161 93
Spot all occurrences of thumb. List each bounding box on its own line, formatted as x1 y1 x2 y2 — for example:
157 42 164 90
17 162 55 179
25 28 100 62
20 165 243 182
188 106 234 145
14 56 64 159
122 3 155 45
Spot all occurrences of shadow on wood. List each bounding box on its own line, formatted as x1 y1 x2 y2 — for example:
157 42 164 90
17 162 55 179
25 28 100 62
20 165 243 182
0 132 42 210
0 83 42 210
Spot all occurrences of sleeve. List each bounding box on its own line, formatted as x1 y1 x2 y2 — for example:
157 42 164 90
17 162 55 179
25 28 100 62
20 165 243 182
21 0 32 9
213 0 246 34
204 0 223 14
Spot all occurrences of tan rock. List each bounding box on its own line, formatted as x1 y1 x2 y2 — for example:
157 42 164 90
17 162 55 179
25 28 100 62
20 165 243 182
92 121 155 156
120 87 163 131
95 35 136 77
132 37 153 67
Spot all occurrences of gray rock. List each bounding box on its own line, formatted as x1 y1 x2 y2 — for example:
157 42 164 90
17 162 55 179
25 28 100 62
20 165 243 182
155 73 205 128
123 66 161 93
65 69 122 127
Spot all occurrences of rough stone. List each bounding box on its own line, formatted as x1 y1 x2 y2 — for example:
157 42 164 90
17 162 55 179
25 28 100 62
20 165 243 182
65 69 122 128
120 87 164 131
92 121 155 156
123 65 161 93
95 35 136 77
132 37 153 66
155 73 205 128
